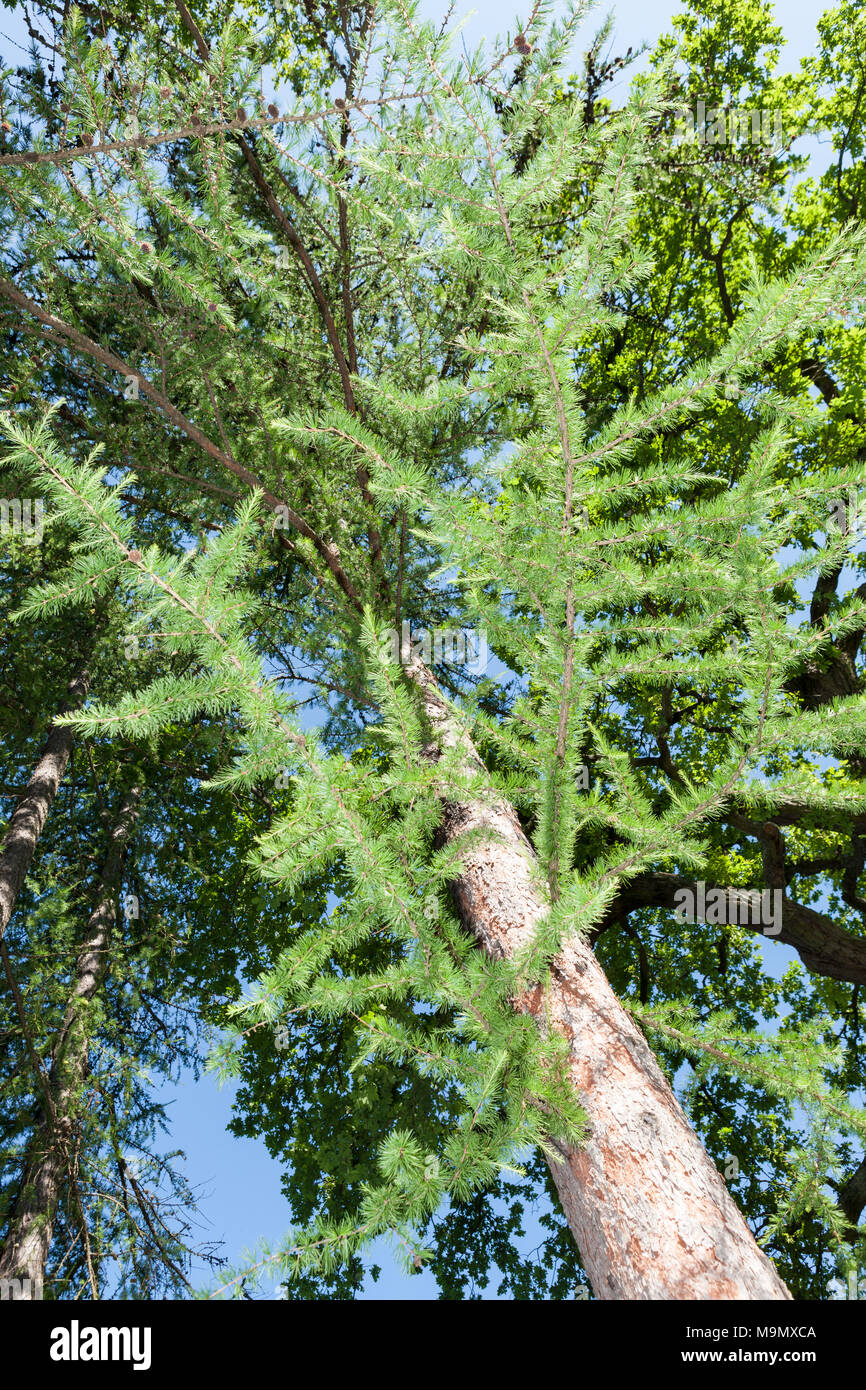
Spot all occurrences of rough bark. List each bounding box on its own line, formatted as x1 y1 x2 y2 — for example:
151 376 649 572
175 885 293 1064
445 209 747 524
0 785 141 1297
0 670 89 941
409 658 791 1300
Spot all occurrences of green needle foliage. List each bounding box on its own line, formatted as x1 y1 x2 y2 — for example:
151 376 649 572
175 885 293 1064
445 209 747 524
2 0 866 1299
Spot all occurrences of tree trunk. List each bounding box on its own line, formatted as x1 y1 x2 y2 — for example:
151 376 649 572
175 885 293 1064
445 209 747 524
0 785 141 1298
0 669 89 940
839 1154 866 1241
410 658 790 1300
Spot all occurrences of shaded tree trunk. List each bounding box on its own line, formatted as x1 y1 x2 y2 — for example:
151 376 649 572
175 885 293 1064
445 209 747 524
839 1154 866 1243
0 785 141 1298
410 658 790 1300
0 669 89 940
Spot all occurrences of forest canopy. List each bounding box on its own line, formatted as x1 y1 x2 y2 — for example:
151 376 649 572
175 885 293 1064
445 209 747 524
1 0 865 1302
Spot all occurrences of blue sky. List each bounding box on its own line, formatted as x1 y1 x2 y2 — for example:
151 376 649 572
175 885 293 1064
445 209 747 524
0 0 836 1301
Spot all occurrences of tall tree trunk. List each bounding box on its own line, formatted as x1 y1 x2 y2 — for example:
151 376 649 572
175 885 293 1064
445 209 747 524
0 669 89 940
410 659 790 1300
0 785 141 1298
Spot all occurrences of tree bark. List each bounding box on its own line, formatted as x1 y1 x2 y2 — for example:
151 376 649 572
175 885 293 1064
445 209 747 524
0 669 89 941
838 1154 866 1241
0 785 141 1297
409 658 791 1300
607 870 866 987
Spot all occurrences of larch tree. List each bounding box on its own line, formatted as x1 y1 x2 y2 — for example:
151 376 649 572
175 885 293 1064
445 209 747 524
1 0 866 1301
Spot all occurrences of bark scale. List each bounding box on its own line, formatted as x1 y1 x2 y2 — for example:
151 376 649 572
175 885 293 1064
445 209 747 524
409 658 791 1300
0 786 142 1297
